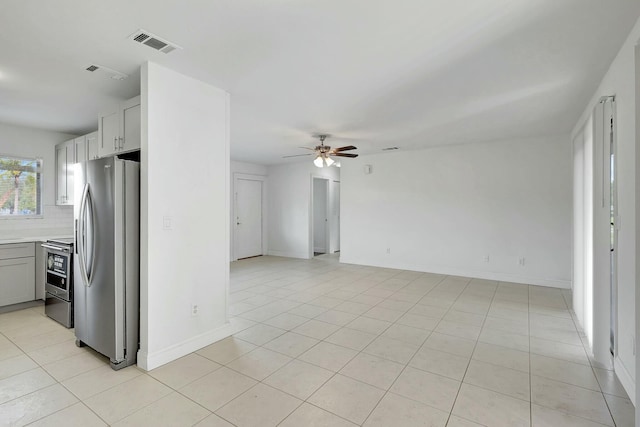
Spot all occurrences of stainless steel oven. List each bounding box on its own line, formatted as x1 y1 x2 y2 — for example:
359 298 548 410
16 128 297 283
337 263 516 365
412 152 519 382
43 238 74 327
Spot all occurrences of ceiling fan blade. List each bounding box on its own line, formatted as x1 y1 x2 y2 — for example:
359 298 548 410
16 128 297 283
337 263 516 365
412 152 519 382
333 145 357 152
282 153 313 158
332 153 358 158
298 147 316 151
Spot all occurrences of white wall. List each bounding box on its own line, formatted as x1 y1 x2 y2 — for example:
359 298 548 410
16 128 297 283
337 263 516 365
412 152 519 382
139 62 231 370
267 161 339 259
340 135 572 288
0 123 77 237
230 161 267 260
572 16 640 403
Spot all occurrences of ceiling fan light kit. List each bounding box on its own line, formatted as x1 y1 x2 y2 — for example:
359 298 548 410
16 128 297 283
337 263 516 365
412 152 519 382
314 154 334 168
284 134 359 167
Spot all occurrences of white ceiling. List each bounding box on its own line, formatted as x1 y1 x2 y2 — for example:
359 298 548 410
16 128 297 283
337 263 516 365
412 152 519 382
1 0 639 164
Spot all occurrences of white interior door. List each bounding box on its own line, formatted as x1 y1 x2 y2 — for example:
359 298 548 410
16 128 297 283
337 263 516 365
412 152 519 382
313 178 328 255
235 178 263 259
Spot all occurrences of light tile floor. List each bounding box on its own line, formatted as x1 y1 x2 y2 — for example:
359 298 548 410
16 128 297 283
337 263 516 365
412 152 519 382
0 254 634 426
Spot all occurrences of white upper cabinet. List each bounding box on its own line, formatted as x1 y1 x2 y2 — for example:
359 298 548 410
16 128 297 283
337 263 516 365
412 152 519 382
55 131 99 206
55 139 75 205
98 95 141 158
85 131 99 160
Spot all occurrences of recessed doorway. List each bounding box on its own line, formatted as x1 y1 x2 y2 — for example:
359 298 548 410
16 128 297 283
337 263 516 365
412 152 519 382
312 177 329 256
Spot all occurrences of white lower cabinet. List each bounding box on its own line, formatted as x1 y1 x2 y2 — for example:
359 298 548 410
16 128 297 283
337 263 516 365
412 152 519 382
0 242 36 307
0 257 35 306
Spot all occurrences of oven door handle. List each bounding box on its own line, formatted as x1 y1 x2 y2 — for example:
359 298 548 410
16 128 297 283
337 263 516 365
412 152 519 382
78 183 91 288
41 244 70 253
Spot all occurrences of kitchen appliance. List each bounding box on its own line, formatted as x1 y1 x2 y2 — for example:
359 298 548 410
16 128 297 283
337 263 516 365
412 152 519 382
43 238 74 327
74 156 140 370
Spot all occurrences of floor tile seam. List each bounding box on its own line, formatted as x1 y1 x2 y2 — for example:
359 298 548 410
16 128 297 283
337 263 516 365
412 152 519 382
526 333 587 348
82 369 172 405
305 383 381 426
212 380 305 427
35 400 111 427
404 357 467 383
57 364 145 402
468 353 530 374
13 336 77 355
527 371 603 393
2 348 46 381
530 370 624 397
450 413 491 427
147 359 225 392
210 406 241 427
530 397 616 427
527 349 591 368
82 377 177 426
478 324 537 340
0 382 80 419
446 284 498 427
0 366 59 405
360 348 435 426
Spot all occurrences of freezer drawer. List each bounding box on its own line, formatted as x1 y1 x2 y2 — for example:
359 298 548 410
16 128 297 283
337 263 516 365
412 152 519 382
45 292 73 328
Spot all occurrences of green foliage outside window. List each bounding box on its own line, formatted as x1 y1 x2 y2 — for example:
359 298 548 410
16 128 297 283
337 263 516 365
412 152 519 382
0 156 42 216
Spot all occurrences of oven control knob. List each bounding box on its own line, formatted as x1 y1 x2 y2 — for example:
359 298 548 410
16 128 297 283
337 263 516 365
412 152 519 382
47 255 54 269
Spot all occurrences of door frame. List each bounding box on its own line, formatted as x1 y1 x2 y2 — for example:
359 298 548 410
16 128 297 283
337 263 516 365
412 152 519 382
330 179 340 254
309 176 331 259
232 173 267 261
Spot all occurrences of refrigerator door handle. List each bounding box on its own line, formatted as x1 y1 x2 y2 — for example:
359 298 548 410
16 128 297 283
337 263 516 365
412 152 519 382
85 186 97 286
77 183 91 288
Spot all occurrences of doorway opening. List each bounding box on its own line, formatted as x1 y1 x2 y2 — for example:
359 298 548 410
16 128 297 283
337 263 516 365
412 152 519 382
312 177 329 257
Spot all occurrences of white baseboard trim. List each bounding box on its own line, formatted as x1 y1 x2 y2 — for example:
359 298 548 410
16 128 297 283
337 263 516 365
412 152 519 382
267 250 310 259
614 357 636 404
338 256 571 289
137 322 233 371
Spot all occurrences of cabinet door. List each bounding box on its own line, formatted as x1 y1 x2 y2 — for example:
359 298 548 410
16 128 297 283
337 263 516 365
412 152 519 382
98 108 120 158
75 136 87 163
64 141 76 206
121 96 141 153
86 131 99 160
0 257 35 307
55 144 67 205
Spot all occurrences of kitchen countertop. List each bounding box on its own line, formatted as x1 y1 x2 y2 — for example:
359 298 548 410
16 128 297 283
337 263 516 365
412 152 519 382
0 231 74 245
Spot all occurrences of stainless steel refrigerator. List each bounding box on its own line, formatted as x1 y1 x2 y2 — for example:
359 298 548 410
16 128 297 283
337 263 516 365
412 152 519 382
73 156 140 370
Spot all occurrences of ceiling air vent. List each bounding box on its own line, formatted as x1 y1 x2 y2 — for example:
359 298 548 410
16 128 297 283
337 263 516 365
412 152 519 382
129 29 182 54
84 64 128 80
382 147 399 151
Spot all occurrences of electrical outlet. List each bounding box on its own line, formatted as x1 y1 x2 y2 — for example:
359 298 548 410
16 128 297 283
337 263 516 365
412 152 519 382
518 257 525 266
483 255 490 263
191 304 199 317
386 248 391 254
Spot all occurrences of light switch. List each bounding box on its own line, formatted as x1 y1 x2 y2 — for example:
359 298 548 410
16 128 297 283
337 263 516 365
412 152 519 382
163 216 172 230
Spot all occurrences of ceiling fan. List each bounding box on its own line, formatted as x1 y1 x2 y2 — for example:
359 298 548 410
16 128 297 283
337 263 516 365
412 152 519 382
283 134 358 167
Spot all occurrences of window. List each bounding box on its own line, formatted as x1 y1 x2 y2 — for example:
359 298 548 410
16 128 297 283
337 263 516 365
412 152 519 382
0 155 42 217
